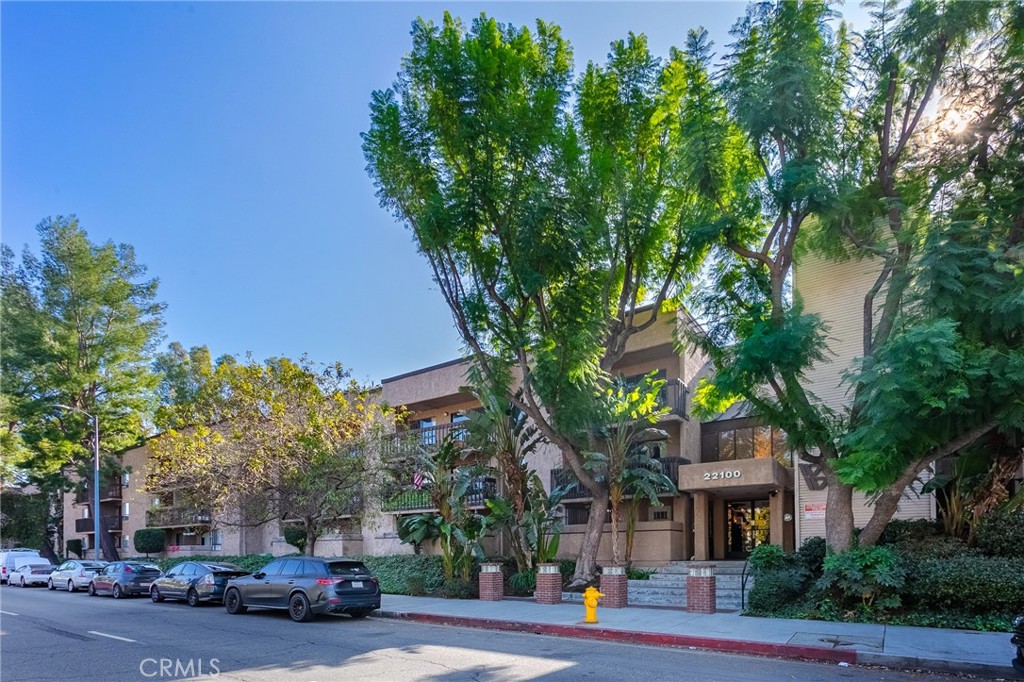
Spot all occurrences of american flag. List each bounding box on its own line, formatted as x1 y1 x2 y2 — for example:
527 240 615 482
413 472 424 489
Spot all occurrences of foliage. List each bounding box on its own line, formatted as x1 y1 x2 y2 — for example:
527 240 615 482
796 536 827 576
907 555 1024 614
65 539 83 559
156 553 275 573
148 355 394 556
396 514 441 555
747 543 791 575
282 525 307 554
625 566 653 580
878 519 943 546
923 450 1024 543
441 578 478 600
364 12 704 584
0 491 49 551
508 570 537 596
521 475 570 565
817 546 907 612
558 560 577 587
1 216 165 559
747 569 808 614
356 554 445 595
133 528 165 557
975 512 1024 559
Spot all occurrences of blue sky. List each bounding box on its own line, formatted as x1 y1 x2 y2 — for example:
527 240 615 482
2 1 869 385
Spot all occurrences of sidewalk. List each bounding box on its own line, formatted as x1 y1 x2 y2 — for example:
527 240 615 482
377 594 1018 678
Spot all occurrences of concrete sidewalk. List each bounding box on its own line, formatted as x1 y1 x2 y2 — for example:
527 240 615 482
377 594 1018 678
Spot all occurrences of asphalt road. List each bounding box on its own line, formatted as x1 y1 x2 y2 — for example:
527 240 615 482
0 584 1000 682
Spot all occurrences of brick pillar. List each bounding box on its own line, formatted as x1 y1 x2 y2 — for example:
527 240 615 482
479 562 504 601
535 563 562 604
687 563 716 614
600 564 628 608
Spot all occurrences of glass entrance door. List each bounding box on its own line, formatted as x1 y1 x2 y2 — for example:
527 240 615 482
726 500 770 559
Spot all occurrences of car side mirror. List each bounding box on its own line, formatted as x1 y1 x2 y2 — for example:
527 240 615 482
253 572 265 580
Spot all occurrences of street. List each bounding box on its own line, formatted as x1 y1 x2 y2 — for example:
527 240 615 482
0 586 1000 682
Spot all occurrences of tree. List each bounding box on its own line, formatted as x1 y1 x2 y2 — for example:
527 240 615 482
1 216 165 560
133 528 165 557
364 14 702 583
678 1 1017 551
0 490 50 550
148 356 393 556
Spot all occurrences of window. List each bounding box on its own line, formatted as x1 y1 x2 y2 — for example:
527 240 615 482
57 562 72 571
121 535 130 549
450 411 469 424
182 564 197 576
122 472 130 487
260 561 284 577
719 431 736 461
151 498 160 508
415 418 437 445
735 428 753 460
122 502 130 518
753 426 772 459
280 559 304 576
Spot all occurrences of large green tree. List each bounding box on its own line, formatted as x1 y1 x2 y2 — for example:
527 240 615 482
680 0 1021 550
148 355 394 556
364 13 701 582
1 216 165 559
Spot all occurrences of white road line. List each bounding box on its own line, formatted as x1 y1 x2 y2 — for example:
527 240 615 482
0 610 19 616
87 630 137 643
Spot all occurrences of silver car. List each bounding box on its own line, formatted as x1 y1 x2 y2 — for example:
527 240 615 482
8 562 56 587
48 560 108 592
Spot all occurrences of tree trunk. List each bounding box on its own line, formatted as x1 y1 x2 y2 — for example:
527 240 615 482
305 523 317 557
823 468 855 553
857 486 904 547
609 496 621 566
39 537 60 564
571 488 608 585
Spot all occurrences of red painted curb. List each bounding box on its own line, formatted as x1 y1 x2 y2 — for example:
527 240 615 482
376 610 858 665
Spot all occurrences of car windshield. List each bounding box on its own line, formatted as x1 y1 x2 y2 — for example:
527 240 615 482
125 563 160 571
325 561 370 578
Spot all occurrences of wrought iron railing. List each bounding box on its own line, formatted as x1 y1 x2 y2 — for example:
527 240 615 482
74 482 123 504
146 507 213 528
550 456 689 501
382 422 469 459
75 516 122 533
383 477 497 513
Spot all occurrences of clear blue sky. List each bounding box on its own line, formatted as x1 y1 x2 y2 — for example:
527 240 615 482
2 1 869 385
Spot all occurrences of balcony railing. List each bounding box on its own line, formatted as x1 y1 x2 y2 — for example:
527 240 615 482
146 507 213 529
75 516 122 533
383 477 497 513
551 457 689 501
383 422 469 459
74 482 123 504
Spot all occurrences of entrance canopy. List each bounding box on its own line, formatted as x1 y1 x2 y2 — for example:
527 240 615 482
678 457 793 497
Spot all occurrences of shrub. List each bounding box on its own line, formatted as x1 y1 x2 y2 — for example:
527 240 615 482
974 511 1024 558
907 555 1024 613
797 537 826 576
896 534 974 560
157 553 275 573
508 571 536 596
878 519 942 546
357 554 445 595
747 568 807 614
65 539 83 559
133 528 165 557
626 566 653 580
282 525 306 554
441 578 477 599
558 560 576 586
747 543 790 574
817 546 906 611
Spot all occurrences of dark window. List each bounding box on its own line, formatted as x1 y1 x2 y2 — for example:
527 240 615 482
325 561 370 578
206 563 244 573
280 559 304 576
260 561 284 577
735 428 753 460
165 565 182 576
719 431 736 461
181 564 197 576
701 433 719 462
753 426 772 459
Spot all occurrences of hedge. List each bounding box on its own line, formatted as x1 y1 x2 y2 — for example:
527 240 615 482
355 554 445 595
907 555 1024 613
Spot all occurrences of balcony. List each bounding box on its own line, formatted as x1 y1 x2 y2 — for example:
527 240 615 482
74 481 123 504
75 516 122 533
550 457 690 501
383 422 469 459
384 477 497 513
146 507 213 529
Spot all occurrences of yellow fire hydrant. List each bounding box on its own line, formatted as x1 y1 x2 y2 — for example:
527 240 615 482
583 586 604 624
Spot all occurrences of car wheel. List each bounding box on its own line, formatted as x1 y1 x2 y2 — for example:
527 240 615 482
87 582 97 596
151 586 164 603
289 592 314 623
187 588 200 607
67 580 76 593
112 584 123 599
224 588 247 615
48 579 55 591
349 610 371 619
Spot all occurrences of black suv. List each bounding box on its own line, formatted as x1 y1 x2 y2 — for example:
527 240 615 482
223 557 380 622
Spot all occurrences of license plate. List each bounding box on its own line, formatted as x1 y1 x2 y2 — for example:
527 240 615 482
352 581 363 588
140 582 151 588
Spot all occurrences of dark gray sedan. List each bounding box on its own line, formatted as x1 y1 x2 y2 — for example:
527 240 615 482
150 562 250 606
223 557 380 622
88 561 162 598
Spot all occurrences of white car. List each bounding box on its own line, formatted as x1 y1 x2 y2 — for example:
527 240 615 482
8 561 56 587
48 560 108 592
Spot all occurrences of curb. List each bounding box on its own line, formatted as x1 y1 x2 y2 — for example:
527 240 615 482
376 610 857 665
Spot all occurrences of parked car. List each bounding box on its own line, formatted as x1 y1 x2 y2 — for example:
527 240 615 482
88 561 162 598
223 557 380 622
150 562 250 606
0 549 42 584
1012 613 1024 675
48 560 108 592
8 561 56 587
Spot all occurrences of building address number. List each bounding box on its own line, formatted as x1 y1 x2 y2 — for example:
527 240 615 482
703 470 742 481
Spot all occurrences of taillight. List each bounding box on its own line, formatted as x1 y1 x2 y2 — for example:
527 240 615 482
202 574 214 585
316 578 344 585
124 566 133 573
78 571 86 577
